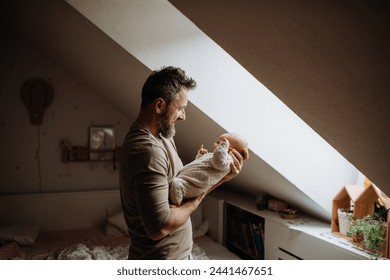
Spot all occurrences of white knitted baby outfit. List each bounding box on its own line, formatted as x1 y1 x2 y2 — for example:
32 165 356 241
170 139 232 205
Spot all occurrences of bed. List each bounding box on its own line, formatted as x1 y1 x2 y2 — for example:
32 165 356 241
0 190 240 260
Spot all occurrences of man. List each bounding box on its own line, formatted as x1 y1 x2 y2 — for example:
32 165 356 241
120 66 245 259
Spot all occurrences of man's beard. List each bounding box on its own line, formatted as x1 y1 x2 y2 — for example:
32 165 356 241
157 112 176 138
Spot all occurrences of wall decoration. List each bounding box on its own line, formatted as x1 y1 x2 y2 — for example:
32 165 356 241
20 79 54 125
89 127 115 161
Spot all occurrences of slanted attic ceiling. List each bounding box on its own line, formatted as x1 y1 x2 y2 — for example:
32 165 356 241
168 0 390 195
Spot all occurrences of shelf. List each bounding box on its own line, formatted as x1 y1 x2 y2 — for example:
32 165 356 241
211 188 328 229
210 188 376 259
225 202 265 260
62 145 121 169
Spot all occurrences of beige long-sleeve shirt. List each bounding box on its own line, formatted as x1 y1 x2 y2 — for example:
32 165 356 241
120 122 192 259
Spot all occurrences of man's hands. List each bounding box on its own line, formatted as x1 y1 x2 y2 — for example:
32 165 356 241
153 192 206 240
206 148 247 194
228 147 247 176
170 192 206 210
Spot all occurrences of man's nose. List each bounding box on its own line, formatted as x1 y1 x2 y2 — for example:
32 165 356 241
178 111 186 121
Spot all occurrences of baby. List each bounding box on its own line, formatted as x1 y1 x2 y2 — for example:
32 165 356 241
169 132 249 206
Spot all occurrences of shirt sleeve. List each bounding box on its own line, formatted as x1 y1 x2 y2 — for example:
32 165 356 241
129 143 171 236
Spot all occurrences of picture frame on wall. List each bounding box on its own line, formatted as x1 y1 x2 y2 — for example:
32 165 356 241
89 126 115 161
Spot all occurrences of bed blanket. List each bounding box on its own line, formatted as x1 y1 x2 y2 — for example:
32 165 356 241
47 243 208 260
47 243 129 260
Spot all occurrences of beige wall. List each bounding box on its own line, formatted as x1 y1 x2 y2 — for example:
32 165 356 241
0 32 131 194
4 0 385 220
169 0 390 197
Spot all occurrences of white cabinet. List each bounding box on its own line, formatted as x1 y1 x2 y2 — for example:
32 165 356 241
208 189 373 260
265 219 368 260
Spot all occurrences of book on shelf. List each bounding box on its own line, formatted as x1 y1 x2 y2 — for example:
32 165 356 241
237 217 265 259
225 204 265 259
241 219 256 257
251 220 264 260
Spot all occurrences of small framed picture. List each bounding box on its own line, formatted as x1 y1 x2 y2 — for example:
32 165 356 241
89 127 115 161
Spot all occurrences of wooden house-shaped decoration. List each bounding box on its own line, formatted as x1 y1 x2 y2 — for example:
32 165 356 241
354 184 390 258
331 185 364 234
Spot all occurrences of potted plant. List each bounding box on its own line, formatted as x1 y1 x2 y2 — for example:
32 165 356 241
347 222 364 243
337 208 353 235
362 217 386 254
347 213 387 256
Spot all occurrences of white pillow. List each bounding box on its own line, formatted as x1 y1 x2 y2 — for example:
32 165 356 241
105 209 129 236
0 224 40 246
191 205 204 229
191 205 209 238
192 219 209 239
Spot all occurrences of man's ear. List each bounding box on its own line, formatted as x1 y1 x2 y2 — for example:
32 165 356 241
154 98 166 114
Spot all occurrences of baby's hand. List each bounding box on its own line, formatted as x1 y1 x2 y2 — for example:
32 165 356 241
199 144 208 155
